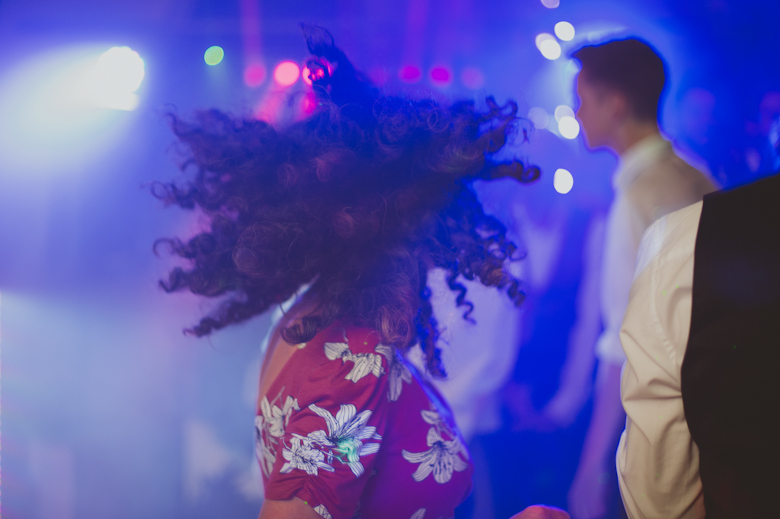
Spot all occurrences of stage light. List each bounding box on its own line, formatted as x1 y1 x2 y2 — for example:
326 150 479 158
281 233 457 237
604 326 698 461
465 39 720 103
399 65 422 83
204 46 224 66
244 63 266 87
554 105 575 122
554 22 575 41
430 66 452 86
558 116 580 139
541 0 560 8
460 67 485 90
554 168 574 194
0 45 143 174
535 33 561 60
274 61 300 86
91 46 145 111
528 107 549 129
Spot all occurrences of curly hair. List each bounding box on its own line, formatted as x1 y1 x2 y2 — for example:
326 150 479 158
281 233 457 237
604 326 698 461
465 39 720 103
155 26 539 377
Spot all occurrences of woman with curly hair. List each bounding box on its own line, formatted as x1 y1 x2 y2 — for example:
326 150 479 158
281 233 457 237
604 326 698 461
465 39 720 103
157 26 542 519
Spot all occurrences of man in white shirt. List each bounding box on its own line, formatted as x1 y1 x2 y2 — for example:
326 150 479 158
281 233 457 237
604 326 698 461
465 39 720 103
567 39 716 519
618 172 780 518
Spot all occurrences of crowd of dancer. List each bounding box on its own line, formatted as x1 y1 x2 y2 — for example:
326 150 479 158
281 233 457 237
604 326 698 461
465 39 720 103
157 25 779 519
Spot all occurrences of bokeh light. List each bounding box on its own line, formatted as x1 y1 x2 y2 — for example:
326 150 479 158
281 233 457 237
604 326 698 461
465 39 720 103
460 67 485 90
91 46 145 111
535 33 562 60
0 45 141 173
302 66 313 86
528 107 549 129
399 65 422 83
541 0 561 8
558 116 580 139
554 21 576 41
243 63 266 87
430 66 452 86
274 61 300 86
553 168 574 193
554 105 575 122
204 46 224 66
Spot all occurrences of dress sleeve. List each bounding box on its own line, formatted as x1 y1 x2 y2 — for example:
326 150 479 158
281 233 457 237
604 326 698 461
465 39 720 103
261 327 392 519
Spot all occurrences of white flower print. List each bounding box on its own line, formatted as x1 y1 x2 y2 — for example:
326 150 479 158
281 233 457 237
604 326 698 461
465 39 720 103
254 415 276 476
255 389 300 477
376 344 413 401
402 408 470 484
324 330 385 382
410 509 426 519
313 504 332 518
402 427 469 483
261 395 300 437
280 436 335 476
306 403 382 477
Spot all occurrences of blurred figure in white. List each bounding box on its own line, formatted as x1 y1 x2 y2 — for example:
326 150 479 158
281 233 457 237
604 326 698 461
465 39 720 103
568 38 716 519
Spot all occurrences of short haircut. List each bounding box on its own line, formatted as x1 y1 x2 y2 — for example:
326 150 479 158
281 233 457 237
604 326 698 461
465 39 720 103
572 38 667 122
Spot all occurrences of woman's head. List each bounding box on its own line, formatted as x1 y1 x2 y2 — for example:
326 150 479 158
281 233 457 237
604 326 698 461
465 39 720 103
156 26 538 377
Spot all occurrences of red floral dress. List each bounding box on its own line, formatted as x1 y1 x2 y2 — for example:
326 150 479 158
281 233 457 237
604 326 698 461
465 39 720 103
255 323 473 519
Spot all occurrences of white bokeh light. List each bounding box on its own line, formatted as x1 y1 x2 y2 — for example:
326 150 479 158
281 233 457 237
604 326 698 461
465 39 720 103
558 116 580 139
535 33 562 60
541 0 560 8
554 168 574 194
554 105 575 122
528 107 549 129
88 46 145 111
554 22 575 41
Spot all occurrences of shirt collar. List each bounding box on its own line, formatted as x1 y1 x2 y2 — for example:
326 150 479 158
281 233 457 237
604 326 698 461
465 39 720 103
613 133 671 191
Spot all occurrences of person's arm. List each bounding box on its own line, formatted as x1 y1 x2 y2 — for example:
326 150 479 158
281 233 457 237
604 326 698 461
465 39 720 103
567 360 625 519
567 204 633 519
259 497 321 519
543 215 605 427
617 209 705 519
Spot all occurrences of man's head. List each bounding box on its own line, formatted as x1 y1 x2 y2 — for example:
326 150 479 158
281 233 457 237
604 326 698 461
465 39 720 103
573 38 666 150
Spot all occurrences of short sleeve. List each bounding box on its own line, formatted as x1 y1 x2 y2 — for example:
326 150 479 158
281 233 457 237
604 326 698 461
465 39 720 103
258 326 392 519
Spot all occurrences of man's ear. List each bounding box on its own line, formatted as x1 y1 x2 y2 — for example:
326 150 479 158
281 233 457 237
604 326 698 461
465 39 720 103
606 91 630 122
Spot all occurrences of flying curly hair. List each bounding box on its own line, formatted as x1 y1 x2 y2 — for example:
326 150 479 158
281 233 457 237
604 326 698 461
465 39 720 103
155 25 539 377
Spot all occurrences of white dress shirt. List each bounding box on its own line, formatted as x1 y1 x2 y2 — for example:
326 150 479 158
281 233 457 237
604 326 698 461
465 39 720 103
595 134 716 364
616 201 706 519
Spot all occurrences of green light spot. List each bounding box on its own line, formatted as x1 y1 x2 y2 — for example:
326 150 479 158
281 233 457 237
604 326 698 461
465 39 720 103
662 290 667 295
204 46 225 66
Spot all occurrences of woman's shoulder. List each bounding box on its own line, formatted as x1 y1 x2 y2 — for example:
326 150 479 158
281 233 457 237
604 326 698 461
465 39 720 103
303 322 392 358
277 322 395 390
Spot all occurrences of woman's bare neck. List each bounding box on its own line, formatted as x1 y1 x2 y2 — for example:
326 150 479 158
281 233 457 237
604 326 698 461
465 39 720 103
258 298 320 404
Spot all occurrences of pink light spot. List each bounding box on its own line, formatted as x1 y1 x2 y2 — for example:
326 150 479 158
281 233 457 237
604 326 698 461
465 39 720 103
461 67 485 90
244 63 267 88
302 66 314 86
274 61 300 86
430 66 451 85
399 65 422 83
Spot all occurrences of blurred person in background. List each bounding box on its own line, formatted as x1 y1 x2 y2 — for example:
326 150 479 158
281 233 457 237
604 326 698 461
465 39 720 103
741 90 780 185
155 25 566 519
568 38 716 519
